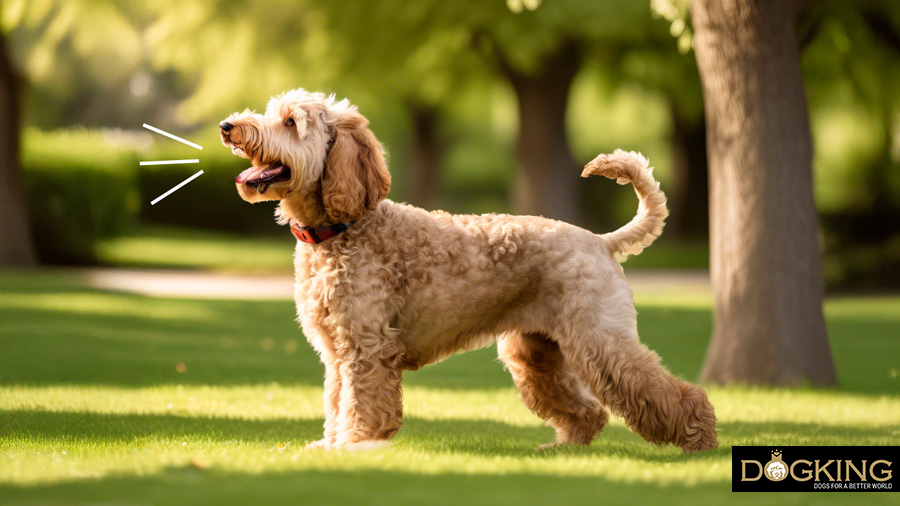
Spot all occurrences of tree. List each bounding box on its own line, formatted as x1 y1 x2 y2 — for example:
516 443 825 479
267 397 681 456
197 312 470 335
496 39 583 222
475 0 656 224
5 1 161 129
607 3 710 238
691 0 836 386
143 0 334 125
0 26 36 265
1 0 153 265
316 0 660 223
666 96 708 238
12 0 677 226
406 99 448 209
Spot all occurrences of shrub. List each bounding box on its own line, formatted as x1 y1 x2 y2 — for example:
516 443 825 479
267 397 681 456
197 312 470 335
21 129 140 264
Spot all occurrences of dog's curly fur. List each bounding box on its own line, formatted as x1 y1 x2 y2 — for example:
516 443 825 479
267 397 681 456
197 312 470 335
220 89 718 453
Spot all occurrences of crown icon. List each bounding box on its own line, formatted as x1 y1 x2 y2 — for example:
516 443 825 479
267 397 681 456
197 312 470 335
765 449 788 481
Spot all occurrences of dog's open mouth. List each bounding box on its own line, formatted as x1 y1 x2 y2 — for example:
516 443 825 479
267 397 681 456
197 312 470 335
235 163 291 194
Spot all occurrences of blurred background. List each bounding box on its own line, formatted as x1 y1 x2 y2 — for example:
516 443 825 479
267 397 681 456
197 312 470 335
1 2 899 503
2 0 899 288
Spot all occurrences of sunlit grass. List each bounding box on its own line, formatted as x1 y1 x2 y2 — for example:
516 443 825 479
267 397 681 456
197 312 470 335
2 290 216 321
1 269 898 505
2 383 898 489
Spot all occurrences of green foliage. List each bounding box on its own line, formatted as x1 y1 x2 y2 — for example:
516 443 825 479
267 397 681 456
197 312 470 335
800 0 900 289
141 0 335 124
21 129 140 263
320 0 659 91
0 270 898 504
803 1 900 213
3 0 161 128
823 232 900 290
22 127 303 243
650 0 692 54
5 0 900 286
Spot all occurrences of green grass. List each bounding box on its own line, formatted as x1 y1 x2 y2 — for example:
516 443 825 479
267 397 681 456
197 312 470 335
1 270 898 505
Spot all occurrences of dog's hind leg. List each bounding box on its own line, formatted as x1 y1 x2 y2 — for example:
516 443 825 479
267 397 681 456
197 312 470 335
554 311 718 453
498 331 609 449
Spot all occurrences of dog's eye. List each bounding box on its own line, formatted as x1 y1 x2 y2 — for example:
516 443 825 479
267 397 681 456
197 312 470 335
285 118 295 127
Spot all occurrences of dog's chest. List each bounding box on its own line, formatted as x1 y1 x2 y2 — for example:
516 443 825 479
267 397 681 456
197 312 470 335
293 246 340 318
291 243 394 345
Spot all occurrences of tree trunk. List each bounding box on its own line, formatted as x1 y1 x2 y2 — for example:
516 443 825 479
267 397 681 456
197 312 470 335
406 100 446 210
501 42 583 224
667 100 709 238
692 0 836 386
0 29 37 266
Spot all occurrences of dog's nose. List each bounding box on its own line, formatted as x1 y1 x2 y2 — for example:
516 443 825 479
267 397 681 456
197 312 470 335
220 121 233 133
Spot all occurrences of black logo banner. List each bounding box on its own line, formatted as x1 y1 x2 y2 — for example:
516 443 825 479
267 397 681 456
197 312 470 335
732 446 897 492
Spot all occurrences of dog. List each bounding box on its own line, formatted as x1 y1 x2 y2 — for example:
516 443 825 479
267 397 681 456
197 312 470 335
220 89 717 453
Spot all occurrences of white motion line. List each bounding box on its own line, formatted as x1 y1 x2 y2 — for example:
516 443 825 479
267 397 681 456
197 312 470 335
140 159 200 165
150 170 205 205
142 123 204 150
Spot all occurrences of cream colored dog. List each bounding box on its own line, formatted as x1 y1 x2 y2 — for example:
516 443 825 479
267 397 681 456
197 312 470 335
220 89 717 453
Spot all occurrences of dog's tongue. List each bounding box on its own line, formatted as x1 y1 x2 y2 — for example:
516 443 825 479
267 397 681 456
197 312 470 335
235 166 267 184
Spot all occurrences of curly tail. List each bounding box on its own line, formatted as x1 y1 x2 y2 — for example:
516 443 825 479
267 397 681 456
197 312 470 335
581 150 668 261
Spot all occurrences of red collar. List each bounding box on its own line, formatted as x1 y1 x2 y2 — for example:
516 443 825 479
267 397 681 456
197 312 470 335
290 221 354 244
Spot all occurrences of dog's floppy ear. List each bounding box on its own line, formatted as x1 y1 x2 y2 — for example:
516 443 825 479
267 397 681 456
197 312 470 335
321 112 391 222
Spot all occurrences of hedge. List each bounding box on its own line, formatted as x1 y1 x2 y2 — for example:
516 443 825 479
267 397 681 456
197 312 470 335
21 129 140 264
20 128 291 264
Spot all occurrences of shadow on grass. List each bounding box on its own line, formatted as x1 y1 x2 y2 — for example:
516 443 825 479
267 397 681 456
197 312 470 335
0 408 324 445
404 419 898 460
0 465 894 506
0 408 567 453
3 409 896 461
0 469 727 506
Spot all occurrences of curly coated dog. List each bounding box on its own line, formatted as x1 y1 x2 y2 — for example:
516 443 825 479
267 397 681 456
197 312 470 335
220 89 718 453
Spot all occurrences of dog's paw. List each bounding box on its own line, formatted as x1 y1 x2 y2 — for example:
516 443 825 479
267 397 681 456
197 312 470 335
536 441 570 452
333 439 392 452
304 438 332 450
536 441 592 452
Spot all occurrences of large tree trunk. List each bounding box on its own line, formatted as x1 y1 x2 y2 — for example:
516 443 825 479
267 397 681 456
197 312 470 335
0 30 37 266
406 100 446 210
692 0 836 386
667 100 709 238
500 42 583 224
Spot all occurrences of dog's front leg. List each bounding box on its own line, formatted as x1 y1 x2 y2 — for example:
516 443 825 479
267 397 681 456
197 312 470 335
333 354 403 448
306 356 342 449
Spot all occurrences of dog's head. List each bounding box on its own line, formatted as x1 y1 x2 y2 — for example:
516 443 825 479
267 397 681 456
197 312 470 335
220 89 390 224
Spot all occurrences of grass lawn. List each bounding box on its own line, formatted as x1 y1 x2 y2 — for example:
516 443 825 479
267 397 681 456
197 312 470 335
1 269 898 505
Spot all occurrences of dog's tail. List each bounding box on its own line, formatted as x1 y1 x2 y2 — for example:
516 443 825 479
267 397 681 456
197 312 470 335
581 150 668 261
